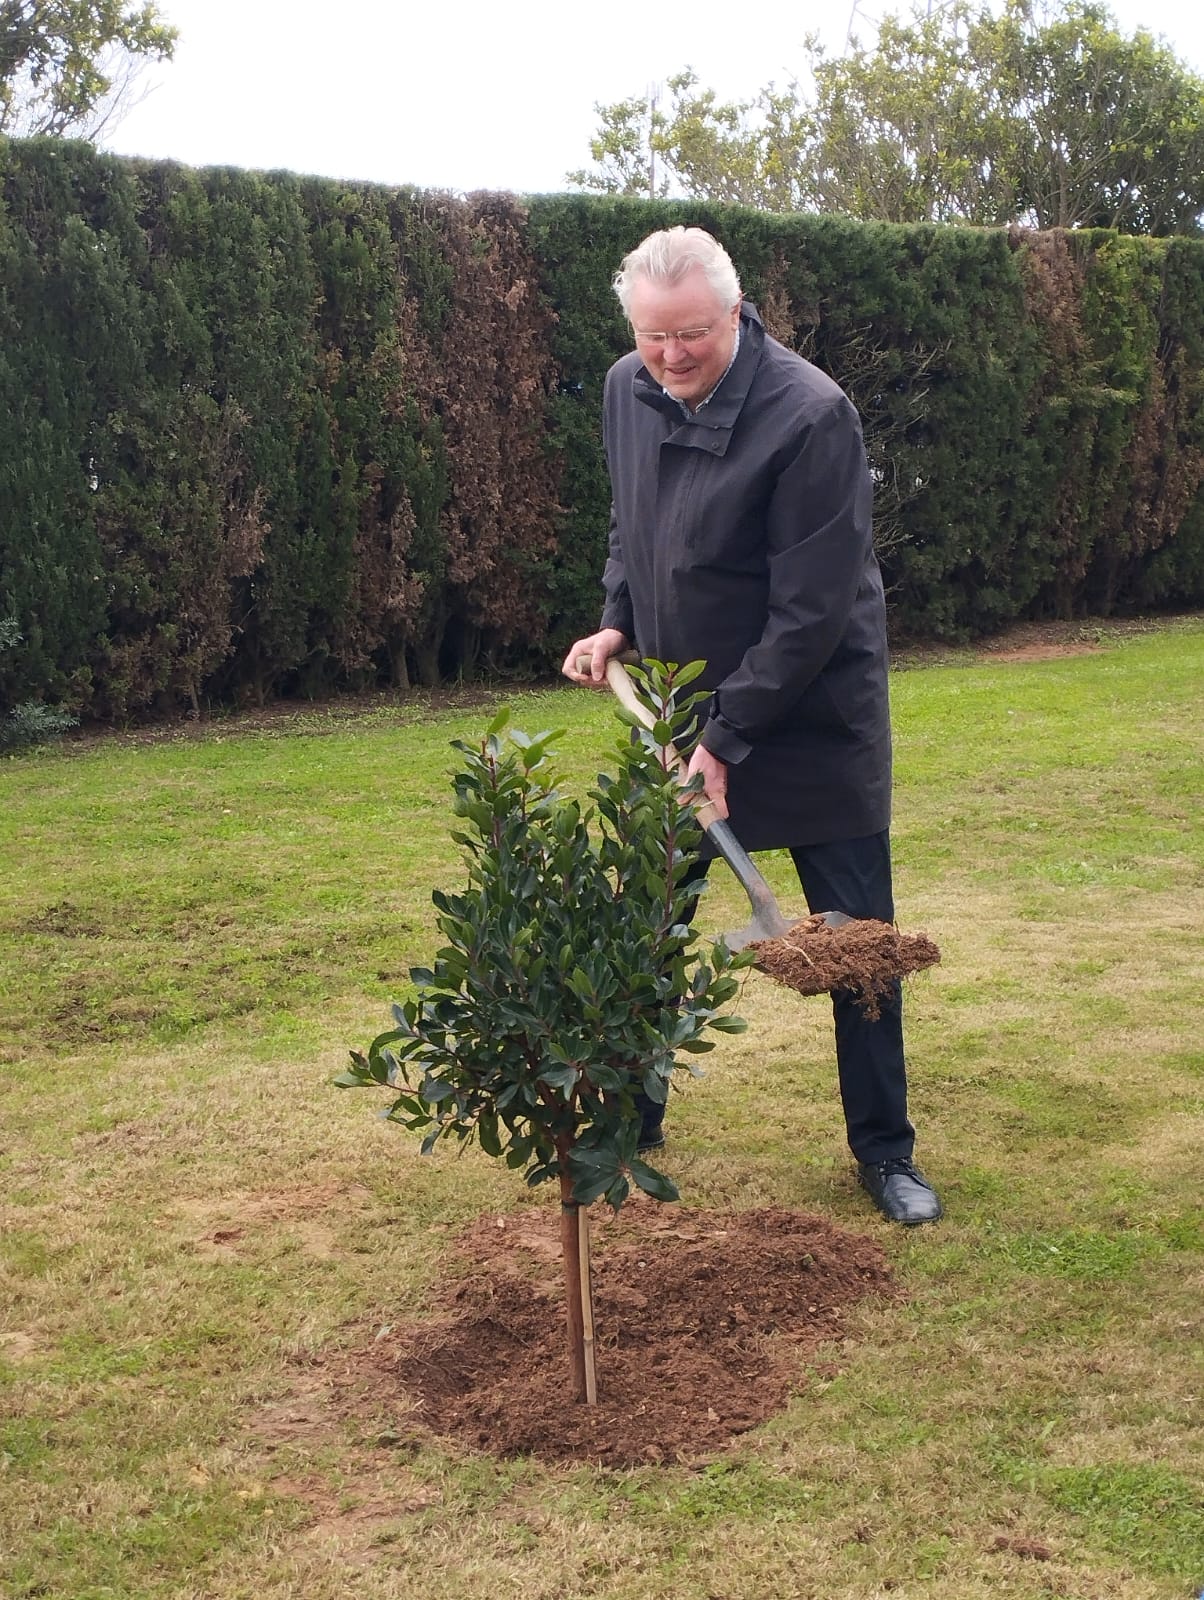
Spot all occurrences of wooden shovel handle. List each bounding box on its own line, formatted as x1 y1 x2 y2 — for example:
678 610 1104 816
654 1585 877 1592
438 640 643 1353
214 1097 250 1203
578 653 792 940
588 655 724 831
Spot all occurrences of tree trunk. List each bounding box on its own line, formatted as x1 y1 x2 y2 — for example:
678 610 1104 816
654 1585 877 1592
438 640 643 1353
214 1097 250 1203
387 631 410 691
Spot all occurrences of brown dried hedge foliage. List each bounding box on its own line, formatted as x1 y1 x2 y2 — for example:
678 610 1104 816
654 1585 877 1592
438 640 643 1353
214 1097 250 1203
395 192 560 684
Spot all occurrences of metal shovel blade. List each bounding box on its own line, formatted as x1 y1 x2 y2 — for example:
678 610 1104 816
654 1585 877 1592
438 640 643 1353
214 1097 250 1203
707 817 853 949
724 905 853 952
723 902 790 950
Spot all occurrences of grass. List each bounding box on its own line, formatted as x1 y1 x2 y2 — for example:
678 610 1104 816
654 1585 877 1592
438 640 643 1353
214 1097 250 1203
2 621 1203 1600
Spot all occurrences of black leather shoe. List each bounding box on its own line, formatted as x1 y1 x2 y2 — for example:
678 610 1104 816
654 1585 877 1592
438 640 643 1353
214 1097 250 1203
858 1158 942 1225
637 1129 666 1153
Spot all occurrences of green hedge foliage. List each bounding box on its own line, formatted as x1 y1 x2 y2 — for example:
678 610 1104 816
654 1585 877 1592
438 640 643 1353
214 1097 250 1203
531 197 1204 643
3 146 1203 723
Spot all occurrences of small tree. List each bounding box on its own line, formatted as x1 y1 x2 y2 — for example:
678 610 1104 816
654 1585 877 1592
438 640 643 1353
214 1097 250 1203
338 660 748 1402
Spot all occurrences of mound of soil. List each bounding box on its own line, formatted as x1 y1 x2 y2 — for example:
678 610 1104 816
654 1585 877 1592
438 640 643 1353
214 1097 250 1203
369 1200 901 1466
750 915 941 1018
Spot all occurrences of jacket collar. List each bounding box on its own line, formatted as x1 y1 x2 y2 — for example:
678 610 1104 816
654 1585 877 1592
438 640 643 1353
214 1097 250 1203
631 303 765 453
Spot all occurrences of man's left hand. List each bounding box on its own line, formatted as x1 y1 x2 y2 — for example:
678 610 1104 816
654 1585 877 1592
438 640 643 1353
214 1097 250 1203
685 745 729 821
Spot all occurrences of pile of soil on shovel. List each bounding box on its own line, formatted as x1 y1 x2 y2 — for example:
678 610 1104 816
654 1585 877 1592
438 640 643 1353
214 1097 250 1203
750 915 941 1018
365 1200 900 1467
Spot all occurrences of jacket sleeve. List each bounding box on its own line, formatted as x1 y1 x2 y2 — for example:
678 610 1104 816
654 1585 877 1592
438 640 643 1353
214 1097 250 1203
701 394 874 764
599 500 635 639
598 376 636 639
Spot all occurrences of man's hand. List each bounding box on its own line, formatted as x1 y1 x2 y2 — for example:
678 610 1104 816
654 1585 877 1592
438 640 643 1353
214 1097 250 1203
686 743 729 821
561 627 629 685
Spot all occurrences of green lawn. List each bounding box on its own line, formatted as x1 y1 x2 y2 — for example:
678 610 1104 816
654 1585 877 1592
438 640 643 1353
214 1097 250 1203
2 622 1202 1600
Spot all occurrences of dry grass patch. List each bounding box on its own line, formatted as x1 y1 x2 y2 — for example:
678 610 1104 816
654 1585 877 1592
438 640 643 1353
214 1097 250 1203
2 624 1202 1600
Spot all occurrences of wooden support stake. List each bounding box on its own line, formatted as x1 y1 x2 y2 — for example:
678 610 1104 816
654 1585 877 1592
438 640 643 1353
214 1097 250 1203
578 1203 598 1405
559 1178 587 1403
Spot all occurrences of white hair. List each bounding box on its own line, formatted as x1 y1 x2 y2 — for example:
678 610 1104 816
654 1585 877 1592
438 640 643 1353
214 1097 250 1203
613 226 742 317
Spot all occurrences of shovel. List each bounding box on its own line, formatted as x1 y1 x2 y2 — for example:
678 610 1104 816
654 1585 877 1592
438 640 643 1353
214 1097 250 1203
586 655 851 951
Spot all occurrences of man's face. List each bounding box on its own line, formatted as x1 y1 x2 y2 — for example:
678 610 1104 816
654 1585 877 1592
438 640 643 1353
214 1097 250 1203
627 268 741 410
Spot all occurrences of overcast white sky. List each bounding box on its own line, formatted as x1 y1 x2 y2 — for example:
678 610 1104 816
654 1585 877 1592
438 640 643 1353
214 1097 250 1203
102 0 1204 197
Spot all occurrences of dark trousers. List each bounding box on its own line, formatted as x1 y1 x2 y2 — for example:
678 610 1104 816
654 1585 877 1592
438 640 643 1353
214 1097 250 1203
639 829 914 1165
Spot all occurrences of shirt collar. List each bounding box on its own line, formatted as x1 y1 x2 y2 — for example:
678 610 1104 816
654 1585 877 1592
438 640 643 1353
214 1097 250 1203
665 324 742 418
631 304 765 433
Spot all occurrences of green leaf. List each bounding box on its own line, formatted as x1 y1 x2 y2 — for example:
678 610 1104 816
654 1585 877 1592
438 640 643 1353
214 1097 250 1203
571 1168 617 1205
640 1066 670 1104
614 706 648 733
708 1014 747 1034
585 1063 624 1092
567 1145 623 1188
538 1063 580 1093
389 1094 426 1119
505 1134 535 1168
628 1159 679 1202
525 1160 560 1187
367 1049 398 1085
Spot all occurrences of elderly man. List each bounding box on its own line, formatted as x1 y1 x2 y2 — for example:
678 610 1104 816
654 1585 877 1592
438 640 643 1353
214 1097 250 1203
562 225 941 1226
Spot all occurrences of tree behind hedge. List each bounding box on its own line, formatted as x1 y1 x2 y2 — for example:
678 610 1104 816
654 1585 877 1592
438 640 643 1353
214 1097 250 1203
567 0 1204 236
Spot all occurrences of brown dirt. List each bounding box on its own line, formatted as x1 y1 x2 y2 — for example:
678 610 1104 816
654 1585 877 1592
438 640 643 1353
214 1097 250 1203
980 640 1100 662
750 915 941 1019
991 1534 1053 1561
350 1198 900 1467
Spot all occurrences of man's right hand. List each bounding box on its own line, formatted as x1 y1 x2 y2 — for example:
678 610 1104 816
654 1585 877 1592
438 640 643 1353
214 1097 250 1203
561 627 629 685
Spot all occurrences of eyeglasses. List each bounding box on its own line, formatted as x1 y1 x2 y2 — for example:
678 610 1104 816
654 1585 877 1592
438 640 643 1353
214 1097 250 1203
632 325 716 348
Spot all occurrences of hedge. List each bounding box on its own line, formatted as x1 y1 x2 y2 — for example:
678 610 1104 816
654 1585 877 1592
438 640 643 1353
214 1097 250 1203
2 142 1202 723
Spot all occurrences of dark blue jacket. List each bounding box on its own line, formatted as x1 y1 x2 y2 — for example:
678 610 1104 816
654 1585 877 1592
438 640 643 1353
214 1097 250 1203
600 303 892 850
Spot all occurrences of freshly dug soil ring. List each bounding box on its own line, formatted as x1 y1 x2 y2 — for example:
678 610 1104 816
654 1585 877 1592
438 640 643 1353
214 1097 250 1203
369 1201 900 1467
750 914 941 1019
